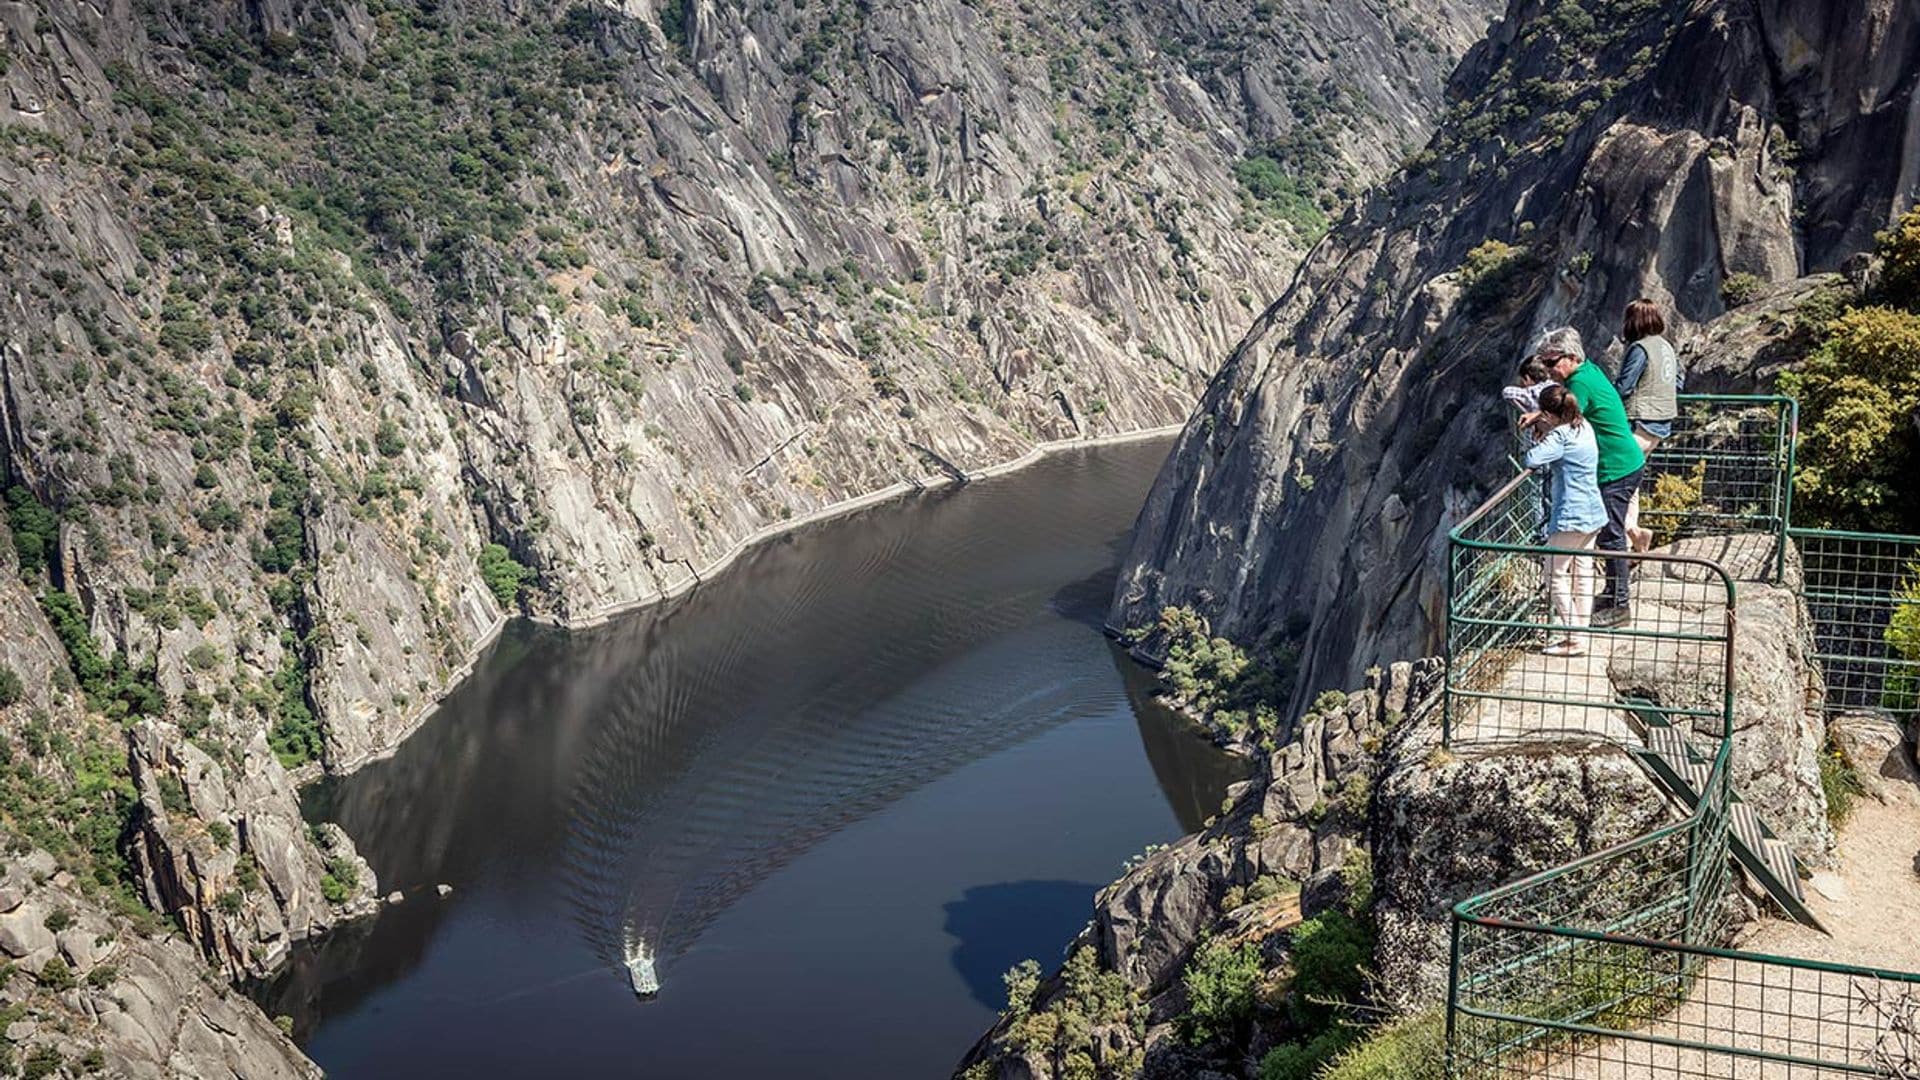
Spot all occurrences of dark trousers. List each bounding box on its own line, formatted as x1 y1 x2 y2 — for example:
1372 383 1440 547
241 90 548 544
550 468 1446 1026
1595 466 1644 610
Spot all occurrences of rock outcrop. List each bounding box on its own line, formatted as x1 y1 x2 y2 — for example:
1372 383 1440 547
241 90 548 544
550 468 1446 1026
125 723 380 982
0 854 319 1080
1109 0 1920 711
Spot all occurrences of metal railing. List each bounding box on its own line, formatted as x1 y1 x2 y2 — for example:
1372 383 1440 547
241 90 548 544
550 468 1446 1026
1640 395 1798 582
1442 393 1920 1077
1442 468 1740 748
1794 529 1920 728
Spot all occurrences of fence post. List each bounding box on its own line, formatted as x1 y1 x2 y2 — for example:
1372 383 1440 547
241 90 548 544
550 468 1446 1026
1445 915 1463 1079
1777 397 1799 583
1442 540 1456 747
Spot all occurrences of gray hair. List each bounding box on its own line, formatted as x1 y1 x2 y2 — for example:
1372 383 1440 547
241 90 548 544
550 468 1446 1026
1529 326 1585 359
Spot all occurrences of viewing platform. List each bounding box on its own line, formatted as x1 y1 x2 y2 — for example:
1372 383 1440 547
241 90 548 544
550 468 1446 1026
1440 396 1920 1078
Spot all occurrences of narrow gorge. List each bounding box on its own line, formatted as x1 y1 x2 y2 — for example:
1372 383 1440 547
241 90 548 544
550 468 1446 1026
3 0 1917 1076
0 0 1509 1074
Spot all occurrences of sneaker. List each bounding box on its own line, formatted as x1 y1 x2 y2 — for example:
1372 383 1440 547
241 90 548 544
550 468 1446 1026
1543 641 1587 658
1592 605 1631 629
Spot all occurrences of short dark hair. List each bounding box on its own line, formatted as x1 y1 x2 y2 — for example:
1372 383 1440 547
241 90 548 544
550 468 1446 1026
1516 355 1554 385
1623 298 1666 341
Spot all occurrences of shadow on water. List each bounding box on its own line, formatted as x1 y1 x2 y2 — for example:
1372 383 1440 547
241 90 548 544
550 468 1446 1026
263 437 1247 1072
942 880 1104 1011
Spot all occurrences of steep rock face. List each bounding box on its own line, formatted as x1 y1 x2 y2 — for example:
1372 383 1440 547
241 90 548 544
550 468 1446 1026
1370 736 1670 1011
125 723 380 981
1110 0 1920 707
0 855 318 1080
0 0 1497 767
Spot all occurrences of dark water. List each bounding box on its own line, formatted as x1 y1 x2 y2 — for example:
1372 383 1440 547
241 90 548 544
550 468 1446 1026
267 437 1244 1079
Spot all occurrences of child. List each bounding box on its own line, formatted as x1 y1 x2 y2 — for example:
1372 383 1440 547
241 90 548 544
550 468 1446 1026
1506 355 1559 543
1504 355 1558 423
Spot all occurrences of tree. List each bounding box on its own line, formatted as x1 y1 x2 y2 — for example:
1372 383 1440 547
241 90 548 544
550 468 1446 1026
478 543 527 607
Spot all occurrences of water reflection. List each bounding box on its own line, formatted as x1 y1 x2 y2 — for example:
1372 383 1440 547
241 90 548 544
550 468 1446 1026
266 439 1244 1070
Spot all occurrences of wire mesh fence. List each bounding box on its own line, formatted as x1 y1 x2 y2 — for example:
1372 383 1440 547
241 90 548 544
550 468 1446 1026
1638 397 1798 578
1449 717 1919 1078
1793 529 1920 729
1444 471 1737 748
1446 391 1920 1078
1451 918 1920 1078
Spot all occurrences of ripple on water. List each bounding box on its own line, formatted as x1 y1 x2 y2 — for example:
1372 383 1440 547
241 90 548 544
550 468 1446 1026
270 437 1246 1078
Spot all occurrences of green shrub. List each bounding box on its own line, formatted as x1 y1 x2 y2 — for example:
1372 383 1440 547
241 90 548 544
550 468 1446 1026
321 873 349 904
1722 271 1764 306
1874 206 1920 310
1640 459 1709 547
1180 937 1264 1045
1247 874 1300 903
44 908 73 932
1779 306 1920 530
37 956 75 990
1234 155 1329 240
6 485 58 577
1156 606 1294 739
1458 240 1535 308
1288 909 1374 1027
1338 847 1374 912
1884 563 1920 712
22 1046 62 1080
1819 737 1864 828
269 643 322 769
998 946 1142 1074
1001 958 1041 1022
1259 1028 1353 1080
0 662 21 707
478 543 527 607
374 421 406 457
41 591 165 717
1320 1010 1446 1080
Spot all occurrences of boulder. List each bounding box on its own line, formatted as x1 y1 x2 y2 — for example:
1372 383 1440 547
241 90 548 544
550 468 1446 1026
0 904 56 960
1828 713 1920 798
1371 736 1672 1011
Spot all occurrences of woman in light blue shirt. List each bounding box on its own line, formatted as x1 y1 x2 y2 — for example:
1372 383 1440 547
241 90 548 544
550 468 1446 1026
1524 385 1608 657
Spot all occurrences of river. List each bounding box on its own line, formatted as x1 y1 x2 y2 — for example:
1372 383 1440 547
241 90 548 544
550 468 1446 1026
264 435 1244 1078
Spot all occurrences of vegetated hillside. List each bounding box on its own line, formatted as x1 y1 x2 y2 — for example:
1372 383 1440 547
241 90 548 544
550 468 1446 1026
1110 0 1920 711
2 0 1493 770
0 0 1502 1073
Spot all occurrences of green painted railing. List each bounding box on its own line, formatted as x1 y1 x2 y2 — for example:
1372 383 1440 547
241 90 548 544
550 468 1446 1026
1793 528 1920 727
1444 393 1920 1077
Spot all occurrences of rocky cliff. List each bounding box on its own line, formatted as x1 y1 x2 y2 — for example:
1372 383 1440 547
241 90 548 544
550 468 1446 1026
0 0 1503 1070
1109 0 1920 705
3 0 1496 769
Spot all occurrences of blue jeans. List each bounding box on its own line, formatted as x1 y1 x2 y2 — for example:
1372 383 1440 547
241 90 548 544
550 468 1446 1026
1595 466 1644 610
